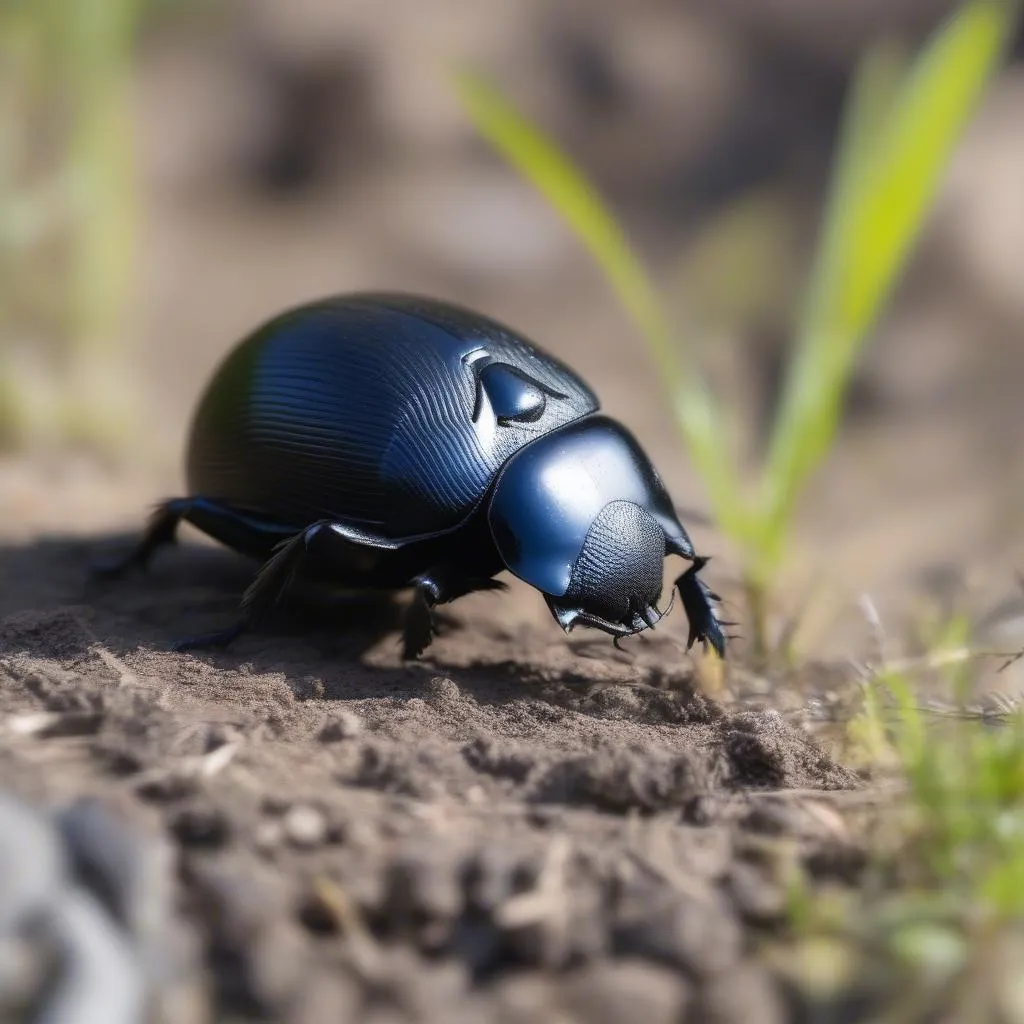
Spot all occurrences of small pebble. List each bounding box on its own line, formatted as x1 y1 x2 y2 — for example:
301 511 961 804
169 806 231 850
727 861 787 926
318 712 363 742
135 772 197 804
283 805 327 849
254 820 283 853
562 959 690 1024
261 794 291 816
426 676 460 702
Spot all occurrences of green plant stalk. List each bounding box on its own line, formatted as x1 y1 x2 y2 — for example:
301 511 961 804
0 0 145 451
745 41 907 584
454 73 751 550
64 0 139 361
867 659 1024 917
49 0 144 451
757 0 1020 581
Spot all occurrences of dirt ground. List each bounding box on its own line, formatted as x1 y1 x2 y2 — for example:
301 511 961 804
0 517 863 1023
3 1 1024 1021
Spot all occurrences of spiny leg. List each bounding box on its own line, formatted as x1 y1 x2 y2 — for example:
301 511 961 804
675 557 730 657
172 520 332 653
91 499 191 579
403 568 507 660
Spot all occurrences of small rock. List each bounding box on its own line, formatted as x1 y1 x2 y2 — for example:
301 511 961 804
727 861 787 926
695 961 786 1024
491 975 560 1024
7 710 103 739
253 820 283 854
562 959 690 1024
283 805 327 849
425 676 460 703
381 851 463 950
261 794 291 816
290 971 362 1024
613 885 742 975
318 711 362 742
135 772 197 804
245 922 308 1012
169 806 231 850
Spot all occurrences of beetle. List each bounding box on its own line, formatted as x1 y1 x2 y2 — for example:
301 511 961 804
97 293 728 659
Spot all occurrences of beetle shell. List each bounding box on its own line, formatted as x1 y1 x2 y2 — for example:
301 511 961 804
186 293 598 537
99 291 726 659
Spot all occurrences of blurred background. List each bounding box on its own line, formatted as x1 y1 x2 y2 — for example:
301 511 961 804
2 0 1024 660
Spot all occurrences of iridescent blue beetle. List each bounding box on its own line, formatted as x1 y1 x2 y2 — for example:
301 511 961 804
99 293 727 658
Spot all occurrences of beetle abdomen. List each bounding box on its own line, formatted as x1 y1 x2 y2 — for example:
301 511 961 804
186 295 599 538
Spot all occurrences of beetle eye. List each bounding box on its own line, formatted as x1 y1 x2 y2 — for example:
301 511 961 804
479 363 544 423
470 361 567 426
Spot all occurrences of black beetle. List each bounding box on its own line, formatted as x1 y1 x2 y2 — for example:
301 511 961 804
99 293 727 659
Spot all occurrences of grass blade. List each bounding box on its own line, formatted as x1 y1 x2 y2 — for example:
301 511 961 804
454 72 670 367
454 70 749 540
760 0 1019 566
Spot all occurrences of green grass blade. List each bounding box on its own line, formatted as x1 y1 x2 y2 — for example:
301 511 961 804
807 41 908 332
454 72 670 367
453 70 750 541
751 39 908 574
837 0 1017 335
63 0 140 357
760 0 1018 567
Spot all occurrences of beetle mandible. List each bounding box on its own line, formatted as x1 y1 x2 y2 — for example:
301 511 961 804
98 293 728 658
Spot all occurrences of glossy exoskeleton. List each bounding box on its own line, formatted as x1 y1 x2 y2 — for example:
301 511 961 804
98 293 727 658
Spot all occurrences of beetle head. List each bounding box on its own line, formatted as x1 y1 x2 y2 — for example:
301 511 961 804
545 500 671 638
486 414 723 649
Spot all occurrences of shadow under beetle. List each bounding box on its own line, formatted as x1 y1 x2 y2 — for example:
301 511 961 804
97 293 728 659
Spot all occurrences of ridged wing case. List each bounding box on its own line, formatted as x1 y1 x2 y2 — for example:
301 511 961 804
186 294 599 538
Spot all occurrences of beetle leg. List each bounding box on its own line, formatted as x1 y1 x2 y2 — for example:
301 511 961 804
170 520 334 653
404 584 437 660
91 499 191 579
172 620 248 653
675 557 727 657
403 568 507 659
239 520 338 625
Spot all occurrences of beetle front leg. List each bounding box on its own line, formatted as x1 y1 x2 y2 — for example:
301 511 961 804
403 568 506 660
674 557 728 657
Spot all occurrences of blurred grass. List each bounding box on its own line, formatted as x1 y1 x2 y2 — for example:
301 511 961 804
456 0 1019 663
762 0 1020 569
776 640 1024 1018
455 71 747 552
0 0 142 451
0 0 214 454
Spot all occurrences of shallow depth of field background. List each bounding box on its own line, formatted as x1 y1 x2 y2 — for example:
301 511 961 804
3 0 1024 666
